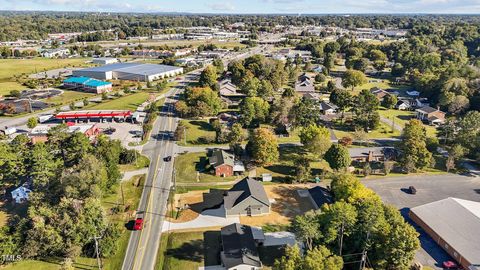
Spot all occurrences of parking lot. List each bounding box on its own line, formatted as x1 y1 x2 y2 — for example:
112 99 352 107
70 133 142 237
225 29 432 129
96 122 143 147
363 174 480 269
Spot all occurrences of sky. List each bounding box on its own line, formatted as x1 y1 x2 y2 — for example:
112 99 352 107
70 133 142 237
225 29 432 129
1 0 480 14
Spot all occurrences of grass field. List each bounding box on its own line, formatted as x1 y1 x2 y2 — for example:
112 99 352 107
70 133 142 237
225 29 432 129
178 119 218 146
155 230 222 270
2 175 145 270
174 152 238 183
44 89 96 106
88 92 152 111
332 121 402 140
0 58 88 80
0 81 25 96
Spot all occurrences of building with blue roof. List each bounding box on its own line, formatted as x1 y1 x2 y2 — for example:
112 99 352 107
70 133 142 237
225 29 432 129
63 77 113 94
72 63 183 82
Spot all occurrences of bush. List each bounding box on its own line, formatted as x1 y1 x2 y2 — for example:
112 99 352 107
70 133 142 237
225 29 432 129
196 135 216 144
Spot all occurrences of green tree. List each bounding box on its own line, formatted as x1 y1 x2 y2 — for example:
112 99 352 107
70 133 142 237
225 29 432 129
399 119 432 172
303 246 344 270
273 245 302 270
199 65 218 88
382 94 398 109
319 201 357 255
290 98 321 128
342 69 367 91
240 76 261 97
258 80 274 99
299 124 332 157
294 156 311 183
227 123 244 147
212 58 224 75
330 88 352 120
240 97 270 126
324 144 351 171
354 89 380 131
27 117 38 129
246 128 279 165
30 142 60 190
292 210 321 250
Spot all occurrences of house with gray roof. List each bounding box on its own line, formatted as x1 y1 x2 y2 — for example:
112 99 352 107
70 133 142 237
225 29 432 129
224 177 270 217
219 79 246 106
410 198 480 269
209 149 245 177
319 101 338 115
220 223 264 270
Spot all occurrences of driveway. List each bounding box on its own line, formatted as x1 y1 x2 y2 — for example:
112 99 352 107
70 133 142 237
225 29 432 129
362 174 480 269
162 206 239 232
263 232 297 247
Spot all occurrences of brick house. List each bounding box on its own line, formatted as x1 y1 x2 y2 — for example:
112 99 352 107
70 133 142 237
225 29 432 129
208 149 244 177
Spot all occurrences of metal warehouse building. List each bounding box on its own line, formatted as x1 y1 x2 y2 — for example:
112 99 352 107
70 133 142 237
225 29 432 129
72 63 183 82
409 197 480 269
63 77 112 94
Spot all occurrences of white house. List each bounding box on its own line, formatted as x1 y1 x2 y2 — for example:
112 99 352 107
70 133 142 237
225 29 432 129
11 186 32 203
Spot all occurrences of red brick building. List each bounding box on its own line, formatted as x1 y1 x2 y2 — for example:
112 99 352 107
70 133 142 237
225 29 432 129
208 149 244 177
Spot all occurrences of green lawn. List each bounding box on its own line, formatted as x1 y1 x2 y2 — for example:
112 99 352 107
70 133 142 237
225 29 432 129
178 119 218 146
257 145 331 183
155 230 222 270
43 89 96 106
174 152 238 183
378 108 437 137
88 92 151 111
0 81 25 96
3 175 145 270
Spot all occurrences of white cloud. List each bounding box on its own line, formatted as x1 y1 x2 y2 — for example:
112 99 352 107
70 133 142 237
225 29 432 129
207 2 235 11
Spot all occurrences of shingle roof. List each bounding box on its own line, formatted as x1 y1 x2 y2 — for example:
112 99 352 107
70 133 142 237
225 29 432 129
308 186 333 208
410 197 480 266
221 223 262 269
319 101 338 111
416 106 439 114
224 177 270 210
209 149 235 168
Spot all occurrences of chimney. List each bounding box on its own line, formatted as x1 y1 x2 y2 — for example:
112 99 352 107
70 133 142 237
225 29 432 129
367 151 374 162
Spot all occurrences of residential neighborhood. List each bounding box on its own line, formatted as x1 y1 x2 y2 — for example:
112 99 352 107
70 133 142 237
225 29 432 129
0 6 479 270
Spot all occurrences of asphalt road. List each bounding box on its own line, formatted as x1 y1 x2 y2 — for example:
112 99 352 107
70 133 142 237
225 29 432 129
121 85 179 270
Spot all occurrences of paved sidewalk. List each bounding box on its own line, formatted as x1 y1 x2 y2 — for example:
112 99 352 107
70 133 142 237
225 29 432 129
121 168 148 182
162 207 239 232
380 116 403 132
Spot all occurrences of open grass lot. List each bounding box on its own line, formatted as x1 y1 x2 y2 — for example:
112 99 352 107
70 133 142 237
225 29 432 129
2 175 145 270
88 91 151 111
0 58 88 81
155 230 222 270
43 89 96 106
178 119 218 146
332 121 401 140
0 81 25 96
174 152 238 184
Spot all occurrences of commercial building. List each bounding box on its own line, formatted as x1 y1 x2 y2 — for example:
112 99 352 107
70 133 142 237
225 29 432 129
410 198 480 269
92 57 119 65
55 110 132 122
29 123 100 144
72 63 183 82
63 77 112 94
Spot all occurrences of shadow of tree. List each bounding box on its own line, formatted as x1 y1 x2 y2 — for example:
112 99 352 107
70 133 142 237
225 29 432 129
166 239 204 262
203 231 222 266
190 120 214 132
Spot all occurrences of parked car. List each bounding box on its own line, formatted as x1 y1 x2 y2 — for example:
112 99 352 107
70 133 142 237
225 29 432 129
443 261 458 269
133 217 144 231
164 156 172 162
409 186 417 194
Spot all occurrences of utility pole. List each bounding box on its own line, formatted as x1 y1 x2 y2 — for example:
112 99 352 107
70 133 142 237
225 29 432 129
359 230 371 270
93 235 102 270
339 220 345 256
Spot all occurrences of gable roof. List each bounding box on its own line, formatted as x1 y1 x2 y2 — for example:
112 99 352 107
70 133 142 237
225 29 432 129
224 177 270 210
410 197 480 266
319 101 338 111
209 149 235 168
221 223 262 269
416 106 440 114
308 186 333 208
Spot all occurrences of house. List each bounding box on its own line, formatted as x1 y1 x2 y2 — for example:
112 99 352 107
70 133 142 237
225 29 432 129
294 78 315 94
11 185 32 203
348 147 397 163
224 177 270 217
29 124 100 144
319 101 338 115
406 90 420 97
209 149 245 177
308 186 333 209
409 198 480 269
395 98 413 110
370 87 390 101
220 223 264 270
219 80 246 106
415 106 446 125
41 48 70 58
302 92 321 101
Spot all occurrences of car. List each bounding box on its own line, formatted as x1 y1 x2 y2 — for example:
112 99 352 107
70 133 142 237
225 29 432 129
442 261 458 269
409 186 417 195
164 156 172 162
133 218 144 230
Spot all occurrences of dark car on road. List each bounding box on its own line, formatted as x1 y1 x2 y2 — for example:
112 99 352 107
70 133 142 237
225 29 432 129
409 186 417 194
164 156 172 162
